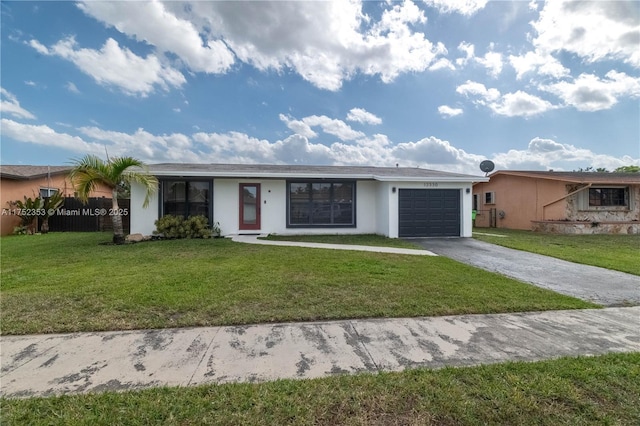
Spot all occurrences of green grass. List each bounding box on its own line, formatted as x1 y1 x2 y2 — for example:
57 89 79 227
473 229 640 275
2 352 638 425
0 233 596 335
262 233 423 249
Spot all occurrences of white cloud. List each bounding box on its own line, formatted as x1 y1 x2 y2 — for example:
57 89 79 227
476 51 503 78
66 82 80 94
3 116 636 175
493 137 639 171
279 114 318 139
456 42 475 66
423 0 489 16
29 36 186 97
76 0 449 91
302 115 365 141
531 0 640 68
540 71 640 111
0 88 36 120
77 1 235 74
456 42 503 77
508 51 569 80
1 119 101 153
346 108 382 125
24 81 37 87
456 81 501 103
438 105 464 117
457 81 555 117
28 39 49 55
489 90 555 117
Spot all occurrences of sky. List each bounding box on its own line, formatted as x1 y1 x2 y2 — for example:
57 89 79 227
1 0 639 175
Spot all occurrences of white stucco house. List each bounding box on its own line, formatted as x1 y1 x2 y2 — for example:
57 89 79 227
130 164 489 238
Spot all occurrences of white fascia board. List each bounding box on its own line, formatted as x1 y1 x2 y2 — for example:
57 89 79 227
373 175 490 183
151 170 375 180
151 170 489 183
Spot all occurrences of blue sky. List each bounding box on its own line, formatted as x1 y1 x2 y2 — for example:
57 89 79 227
1 0 639 175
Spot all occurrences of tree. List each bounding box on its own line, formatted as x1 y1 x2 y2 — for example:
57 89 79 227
8 196 44 234
614 165 640 173
70 155 158 244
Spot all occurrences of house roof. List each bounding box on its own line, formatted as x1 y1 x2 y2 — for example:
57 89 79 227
0 165 72 180
147 163 488 182
488 170 640 185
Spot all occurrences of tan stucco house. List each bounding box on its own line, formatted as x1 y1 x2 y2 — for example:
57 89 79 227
473 171 640 234
0 165 111 236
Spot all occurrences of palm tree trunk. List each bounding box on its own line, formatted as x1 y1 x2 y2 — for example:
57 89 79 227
111 190 125 244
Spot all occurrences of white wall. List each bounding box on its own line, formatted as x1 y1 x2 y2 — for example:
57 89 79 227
376 181 392 237
214 179 378 236
130 181 159 235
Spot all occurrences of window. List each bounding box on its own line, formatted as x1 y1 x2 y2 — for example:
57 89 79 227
589 187 628 207
287 181 355 227
484 191 495 204
161 180 211 219
40 188 59 197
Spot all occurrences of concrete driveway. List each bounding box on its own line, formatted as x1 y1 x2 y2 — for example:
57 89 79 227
410 238 640 306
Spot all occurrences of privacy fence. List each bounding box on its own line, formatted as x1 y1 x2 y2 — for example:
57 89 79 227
41 197 130 233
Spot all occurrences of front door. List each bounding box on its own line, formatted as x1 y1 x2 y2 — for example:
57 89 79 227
239 183 261 230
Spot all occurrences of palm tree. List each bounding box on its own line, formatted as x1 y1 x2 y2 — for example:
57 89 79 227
70 155 158 244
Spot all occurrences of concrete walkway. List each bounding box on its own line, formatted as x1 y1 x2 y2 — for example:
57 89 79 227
2 307 639 398
412 238 640 307
230 234 437 256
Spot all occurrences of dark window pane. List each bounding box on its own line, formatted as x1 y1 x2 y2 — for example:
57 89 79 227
163 181 210 219
288 181 355 226
164 181 186 217
589 188 626 207
290 202 310 224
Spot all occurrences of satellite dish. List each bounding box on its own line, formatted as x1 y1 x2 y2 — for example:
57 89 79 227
480 160 495 175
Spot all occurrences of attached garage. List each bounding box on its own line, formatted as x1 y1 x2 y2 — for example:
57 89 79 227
398 189 461 237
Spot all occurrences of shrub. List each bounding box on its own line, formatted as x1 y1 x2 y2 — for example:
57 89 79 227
153 215 212 239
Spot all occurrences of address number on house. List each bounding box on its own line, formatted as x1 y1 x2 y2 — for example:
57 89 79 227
423 183 439 187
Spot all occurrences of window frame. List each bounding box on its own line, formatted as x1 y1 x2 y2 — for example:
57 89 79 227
286 180 357 228
585 186 630 210
484 191 495 205
158 178 213 224
40 187 59 198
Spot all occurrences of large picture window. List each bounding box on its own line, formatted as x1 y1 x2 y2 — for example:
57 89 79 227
288 181 355 227
162 180 211 219
588 187 628 207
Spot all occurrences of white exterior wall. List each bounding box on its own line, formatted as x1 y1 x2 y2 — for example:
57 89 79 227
376 181 392 237
130 181 159 235
215 179 378 236
213 179 288 235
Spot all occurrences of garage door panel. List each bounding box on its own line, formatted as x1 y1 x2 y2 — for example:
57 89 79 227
398 189 460 237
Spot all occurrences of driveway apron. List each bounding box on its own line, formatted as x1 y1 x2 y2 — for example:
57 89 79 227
410 237 640 306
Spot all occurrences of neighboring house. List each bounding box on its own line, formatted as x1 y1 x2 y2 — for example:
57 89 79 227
130 164 488 238
473 170 640 234
0 165 111 236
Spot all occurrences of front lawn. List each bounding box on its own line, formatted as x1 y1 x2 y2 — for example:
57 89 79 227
473 229 640 275
0 233 596 335
2 352 638 425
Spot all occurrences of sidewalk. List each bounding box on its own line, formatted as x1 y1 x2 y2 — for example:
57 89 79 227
2 307 639 398
229 234 437 256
